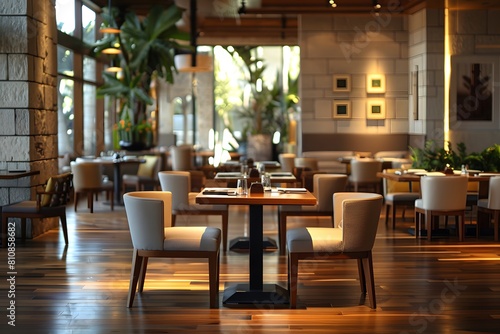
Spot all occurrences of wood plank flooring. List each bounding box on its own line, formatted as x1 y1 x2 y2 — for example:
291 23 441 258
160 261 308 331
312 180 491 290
1 199 500 333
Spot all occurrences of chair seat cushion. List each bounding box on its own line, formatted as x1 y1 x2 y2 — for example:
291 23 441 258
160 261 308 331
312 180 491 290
2 201 64 214
287 227 343 253
164 226 221 251
386 192 420 202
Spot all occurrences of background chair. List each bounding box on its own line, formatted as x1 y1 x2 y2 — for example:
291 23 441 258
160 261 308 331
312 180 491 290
71 162 114 213
294 157 318 171
382 169 420 229
158 171 229 251
122 155 160 193
348 158 382 193
278 153 296 173
477 176 500 241
414 176 468 241
287 192 383 308
277 174 348 255
2 173 73 247
170 145 194 171
123 191 220 308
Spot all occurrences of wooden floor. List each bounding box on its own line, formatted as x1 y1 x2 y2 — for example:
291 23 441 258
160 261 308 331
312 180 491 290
1 198 500 333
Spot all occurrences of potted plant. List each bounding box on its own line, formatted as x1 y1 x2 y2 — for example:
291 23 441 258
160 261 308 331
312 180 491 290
93 4 190 150
224 46 299 160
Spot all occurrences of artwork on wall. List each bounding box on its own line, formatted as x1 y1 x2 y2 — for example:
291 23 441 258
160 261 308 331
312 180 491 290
332 100 351 119
366 99 385 119
450 55 498 129
366 74 386 93
333 74 351 92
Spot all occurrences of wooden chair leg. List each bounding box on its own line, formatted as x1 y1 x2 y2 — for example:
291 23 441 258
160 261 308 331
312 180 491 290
221 211 228 252
426 211 432 241
127 250 143 308
208 251 220 308
392 204 397 229
385 204 390 226
288 253 299 308
279 212 287 256
362 253 376 309
357 258 366 294
138 257 149 292
60 213 68 245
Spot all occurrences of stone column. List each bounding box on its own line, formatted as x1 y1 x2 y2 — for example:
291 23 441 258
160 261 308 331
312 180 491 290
0 0 59 237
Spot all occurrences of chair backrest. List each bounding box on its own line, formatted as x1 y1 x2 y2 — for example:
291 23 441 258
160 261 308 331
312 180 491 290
137 155 159 178
488 176 500 210
420 176 468 211
349 159 382 183
71 162 104 190
40 173 73 207
278 153 296 172
158 171 190 210
333 192 383 252
123 191 173 250
294 157 318 171
170 145 193 171
313 174 348 211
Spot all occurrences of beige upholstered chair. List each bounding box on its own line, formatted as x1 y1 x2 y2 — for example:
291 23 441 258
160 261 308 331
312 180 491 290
170 145 194 171
71 162 114 213
278 153 296 173
1 173 73 248
158 171 229 251
294 157 319 171
287 192 383 309
122 155 160 193
414 176 468 241
348 158 382 193
123 191 220 308
477 176 500 241
277 174 348 255
382 169 420 229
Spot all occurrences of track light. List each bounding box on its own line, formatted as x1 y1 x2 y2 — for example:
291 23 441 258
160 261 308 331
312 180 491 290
328 0 337 8
373 0 381 9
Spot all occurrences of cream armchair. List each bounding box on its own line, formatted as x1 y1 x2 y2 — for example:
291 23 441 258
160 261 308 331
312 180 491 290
277 174 347 255
477 176 500 241
287 192 383 309
123 191 221 308
158 171 229 251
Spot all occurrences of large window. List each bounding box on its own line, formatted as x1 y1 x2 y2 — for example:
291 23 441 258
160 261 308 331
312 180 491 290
56 1 103 156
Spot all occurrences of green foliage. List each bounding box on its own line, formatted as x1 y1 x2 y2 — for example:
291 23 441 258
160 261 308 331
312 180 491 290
93 4 190 125
410 140 500 172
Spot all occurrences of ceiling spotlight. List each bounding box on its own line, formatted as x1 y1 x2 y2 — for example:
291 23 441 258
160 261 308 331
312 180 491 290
238 0 246 14
373 0 381 9
329 0 337 8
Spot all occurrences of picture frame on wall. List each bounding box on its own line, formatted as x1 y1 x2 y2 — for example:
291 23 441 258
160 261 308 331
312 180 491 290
366 99 385 119
333 74 351 92
332 100 351 119
366 74 386 93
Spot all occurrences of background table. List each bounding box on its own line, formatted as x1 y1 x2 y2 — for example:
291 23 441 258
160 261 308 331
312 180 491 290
196 189 316 306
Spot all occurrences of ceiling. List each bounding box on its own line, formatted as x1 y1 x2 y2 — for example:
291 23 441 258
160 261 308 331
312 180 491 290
90 0 500 45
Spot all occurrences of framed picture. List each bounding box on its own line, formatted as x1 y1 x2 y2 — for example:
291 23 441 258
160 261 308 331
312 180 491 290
366 74 386 93
332 100 351 119
366 99 385 119
333 74 351 92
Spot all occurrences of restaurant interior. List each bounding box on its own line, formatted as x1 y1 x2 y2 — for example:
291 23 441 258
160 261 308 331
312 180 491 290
1 0 500 332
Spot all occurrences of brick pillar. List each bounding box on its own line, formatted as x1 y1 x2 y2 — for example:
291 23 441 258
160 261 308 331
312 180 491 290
0 0 59 237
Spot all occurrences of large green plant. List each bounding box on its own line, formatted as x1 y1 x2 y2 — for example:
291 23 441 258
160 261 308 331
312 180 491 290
410 140 500 172
93 4 190 127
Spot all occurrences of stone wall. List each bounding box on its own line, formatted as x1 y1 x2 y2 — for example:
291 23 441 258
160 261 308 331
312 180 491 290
0 0 59 238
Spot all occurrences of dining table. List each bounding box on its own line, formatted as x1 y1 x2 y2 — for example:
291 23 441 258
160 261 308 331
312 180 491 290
90 157 146 205
196 188 316 306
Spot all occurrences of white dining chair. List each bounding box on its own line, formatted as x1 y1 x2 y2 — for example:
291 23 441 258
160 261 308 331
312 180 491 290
414 176 468 241
123 191 221 308
477 176 500 241
287 192 383 309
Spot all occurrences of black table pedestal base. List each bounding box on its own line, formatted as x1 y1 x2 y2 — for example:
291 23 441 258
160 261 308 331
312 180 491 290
223 283 289 307
229 237 278 252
